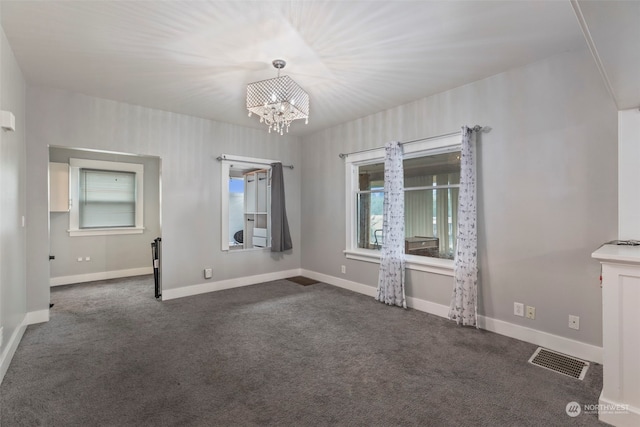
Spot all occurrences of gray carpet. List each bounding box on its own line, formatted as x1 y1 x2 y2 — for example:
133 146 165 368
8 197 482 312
1 276 604 426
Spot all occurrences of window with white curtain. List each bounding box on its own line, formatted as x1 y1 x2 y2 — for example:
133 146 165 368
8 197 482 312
69 158 144 236
344 134 460 275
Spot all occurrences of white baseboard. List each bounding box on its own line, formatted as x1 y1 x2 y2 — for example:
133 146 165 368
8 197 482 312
406 295 451 318
0 318 27 386
599 393 640 427
161 268 302 301
0 309 52 385
50 267 153 287
477 315 603 364
300 269 603 364
302 270 377 297
24 309 50 325
302 269 451 317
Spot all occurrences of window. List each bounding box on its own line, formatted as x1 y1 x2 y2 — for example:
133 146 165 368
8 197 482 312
69 158 144 236
79 169 136 228
220 155 274 252
345 134 461 275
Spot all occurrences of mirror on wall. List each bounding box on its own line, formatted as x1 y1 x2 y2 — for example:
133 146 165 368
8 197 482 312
221 159 272 252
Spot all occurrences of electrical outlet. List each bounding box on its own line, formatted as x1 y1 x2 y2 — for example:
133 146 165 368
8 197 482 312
204 268 213 279
77 257 83 262
526 306 536 320
514 302 524 317
569 315 580 330
341 265 346 274
85 256 91 261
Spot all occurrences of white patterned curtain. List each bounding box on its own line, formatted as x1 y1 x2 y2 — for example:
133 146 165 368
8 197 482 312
449 126 478 326
376 141 406 308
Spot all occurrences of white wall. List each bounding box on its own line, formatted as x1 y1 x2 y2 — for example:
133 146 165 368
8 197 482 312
300 47 618 348
0 20 27 378
26 88 301 312
618 108 640 240
48 147 161 283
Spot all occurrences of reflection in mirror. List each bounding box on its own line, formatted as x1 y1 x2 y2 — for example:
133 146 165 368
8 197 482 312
228 174 245 250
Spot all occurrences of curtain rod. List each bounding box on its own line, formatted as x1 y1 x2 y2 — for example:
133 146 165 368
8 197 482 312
338 125 491 159
216 155 294 170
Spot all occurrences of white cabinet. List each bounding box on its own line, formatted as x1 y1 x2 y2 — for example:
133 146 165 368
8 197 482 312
243 170 270 249
49 162 69 212
592 245 640 427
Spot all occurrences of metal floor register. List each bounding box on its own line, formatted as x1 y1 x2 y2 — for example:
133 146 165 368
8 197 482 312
528 347 589 380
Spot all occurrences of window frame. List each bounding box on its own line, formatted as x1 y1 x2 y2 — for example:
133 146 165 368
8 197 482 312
344 134 461 276
68 158 144 237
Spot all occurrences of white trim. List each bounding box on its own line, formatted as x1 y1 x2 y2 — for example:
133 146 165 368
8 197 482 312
68 227 145 237
224 246 272 255
221 161 231 251
0 320 26 385
161 268 302 301
50 266 153 287
599 393 640 427
218 153 281 165
303 269 377 297
570 0 618 109
302 269 450 317
300 269 603 364
344 249 454 277
1 309 53 385
477 315 603 364
405 295 451 318
344 134 462 263
24 309 50 325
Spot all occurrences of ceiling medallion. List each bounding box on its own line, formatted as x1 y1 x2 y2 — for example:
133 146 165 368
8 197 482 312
246 59 309 135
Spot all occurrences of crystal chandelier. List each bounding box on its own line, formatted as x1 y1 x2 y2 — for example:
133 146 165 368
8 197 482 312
246 59 309 135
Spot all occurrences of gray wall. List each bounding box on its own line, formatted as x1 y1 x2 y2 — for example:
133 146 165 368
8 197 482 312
300 48 618 347
26 88 301 312
0 21 27 350
48 147 161 279
20 45 617 350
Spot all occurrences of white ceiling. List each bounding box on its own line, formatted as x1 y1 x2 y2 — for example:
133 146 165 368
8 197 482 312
1 1 637 136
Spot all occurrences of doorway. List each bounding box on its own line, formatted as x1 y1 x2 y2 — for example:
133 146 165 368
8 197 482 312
48 146 162 299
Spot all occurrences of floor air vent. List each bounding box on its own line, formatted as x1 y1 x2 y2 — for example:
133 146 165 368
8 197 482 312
528 347 589 380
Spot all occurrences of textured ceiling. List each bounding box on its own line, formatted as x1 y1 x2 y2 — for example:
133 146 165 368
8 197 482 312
0 1 631 136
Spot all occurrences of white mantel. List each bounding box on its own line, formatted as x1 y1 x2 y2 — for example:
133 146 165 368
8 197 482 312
593 244 640 264
592 244 640 427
